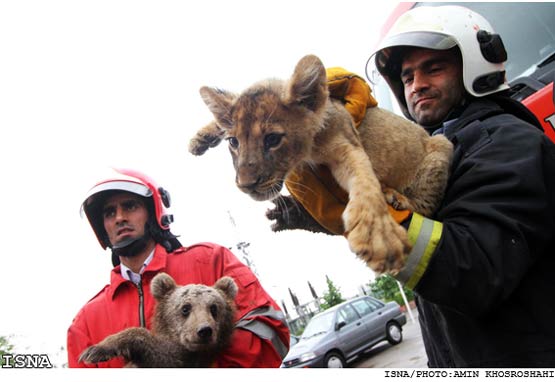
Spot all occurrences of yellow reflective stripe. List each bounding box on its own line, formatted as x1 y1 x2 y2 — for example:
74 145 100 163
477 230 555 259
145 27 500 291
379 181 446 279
395 213 443 289
407 212 424 246
396 214 426 284
406 214 443 289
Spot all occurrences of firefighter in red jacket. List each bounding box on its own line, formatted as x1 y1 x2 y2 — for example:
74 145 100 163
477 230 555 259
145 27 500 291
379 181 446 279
67 168 290 367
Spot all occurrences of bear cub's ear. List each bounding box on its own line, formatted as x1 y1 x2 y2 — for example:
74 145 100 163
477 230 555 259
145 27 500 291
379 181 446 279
214 276 238 300
151 272 177 300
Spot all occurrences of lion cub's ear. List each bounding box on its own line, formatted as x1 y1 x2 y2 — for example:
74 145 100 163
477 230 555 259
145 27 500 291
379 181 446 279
199 86 236 130
285 54 328 112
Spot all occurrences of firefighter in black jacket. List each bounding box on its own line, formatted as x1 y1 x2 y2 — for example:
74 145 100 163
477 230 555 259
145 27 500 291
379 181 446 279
370 5 555 366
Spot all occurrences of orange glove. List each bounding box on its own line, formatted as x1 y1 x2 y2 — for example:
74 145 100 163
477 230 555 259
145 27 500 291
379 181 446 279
388 205 412 224
285 164 411 236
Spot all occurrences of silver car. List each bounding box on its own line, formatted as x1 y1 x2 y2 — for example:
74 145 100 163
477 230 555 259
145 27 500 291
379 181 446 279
281 296 407 368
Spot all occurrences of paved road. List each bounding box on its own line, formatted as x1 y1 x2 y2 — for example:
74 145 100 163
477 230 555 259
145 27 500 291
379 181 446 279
352 308 428 368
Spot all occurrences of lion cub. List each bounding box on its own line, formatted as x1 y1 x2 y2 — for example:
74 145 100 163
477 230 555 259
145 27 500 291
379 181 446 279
189 55 452 274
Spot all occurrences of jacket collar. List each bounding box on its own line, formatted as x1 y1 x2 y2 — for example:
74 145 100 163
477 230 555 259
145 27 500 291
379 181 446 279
440 95 543 140
108 244 168 300
440 98 503 139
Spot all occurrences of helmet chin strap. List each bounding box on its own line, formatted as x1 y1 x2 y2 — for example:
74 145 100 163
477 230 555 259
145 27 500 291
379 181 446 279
111 231 152 259
108 221 170 266
111 236 139 250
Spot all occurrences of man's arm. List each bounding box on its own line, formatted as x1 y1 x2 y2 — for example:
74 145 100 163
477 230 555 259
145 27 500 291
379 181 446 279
396 119 555 316
67 316 96 368
212 246 290 367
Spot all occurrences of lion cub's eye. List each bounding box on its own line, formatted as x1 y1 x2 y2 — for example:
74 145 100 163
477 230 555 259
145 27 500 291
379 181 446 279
226 137 239 149
264 133 284 150
181 303 192 317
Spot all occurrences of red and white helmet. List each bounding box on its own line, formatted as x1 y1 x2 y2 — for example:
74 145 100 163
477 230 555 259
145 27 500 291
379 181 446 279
368 5 509 118
81 168 174 249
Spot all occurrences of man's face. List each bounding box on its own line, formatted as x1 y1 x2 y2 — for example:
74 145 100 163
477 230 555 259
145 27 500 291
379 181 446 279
401 48 465 127
102 192 149 247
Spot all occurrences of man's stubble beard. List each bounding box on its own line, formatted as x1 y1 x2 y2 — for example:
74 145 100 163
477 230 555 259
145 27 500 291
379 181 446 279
111 224 152 258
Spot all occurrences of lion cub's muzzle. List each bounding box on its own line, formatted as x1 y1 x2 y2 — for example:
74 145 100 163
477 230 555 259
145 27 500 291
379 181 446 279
236 175 283 202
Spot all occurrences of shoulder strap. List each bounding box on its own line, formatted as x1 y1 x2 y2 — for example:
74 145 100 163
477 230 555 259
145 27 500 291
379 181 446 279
490 93 543 130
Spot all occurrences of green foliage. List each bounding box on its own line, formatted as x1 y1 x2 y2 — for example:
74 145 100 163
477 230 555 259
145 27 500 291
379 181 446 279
392 289 414 306
0 335 15 366
368 274 414 303
292 327 305 337
319 275 345 310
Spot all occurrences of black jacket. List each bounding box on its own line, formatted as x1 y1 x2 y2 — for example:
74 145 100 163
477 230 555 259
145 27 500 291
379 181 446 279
414 97 555 367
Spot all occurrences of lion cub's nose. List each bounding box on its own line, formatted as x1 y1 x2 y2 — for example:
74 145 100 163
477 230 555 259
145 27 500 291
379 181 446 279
237 176 261 192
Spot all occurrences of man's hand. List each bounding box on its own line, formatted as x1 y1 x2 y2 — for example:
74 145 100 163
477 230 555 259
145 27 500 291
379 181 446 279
387 204 412 224
266 194 411 235
265 195 334 235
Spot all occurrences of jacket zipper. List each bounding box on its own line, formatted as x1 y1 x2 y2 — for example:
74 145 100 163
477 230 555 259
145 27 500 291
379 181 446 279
137 280 146 328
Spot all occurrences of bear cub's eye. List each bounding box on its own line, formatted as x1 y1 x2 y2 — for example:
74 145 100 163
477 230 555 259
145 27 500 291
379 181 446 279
182 303 192 317
210 304 218 319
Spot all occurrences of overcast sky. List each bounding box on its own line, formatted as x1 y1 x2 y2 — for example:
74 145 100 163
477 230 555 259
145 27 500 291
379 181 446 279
0 0 400 367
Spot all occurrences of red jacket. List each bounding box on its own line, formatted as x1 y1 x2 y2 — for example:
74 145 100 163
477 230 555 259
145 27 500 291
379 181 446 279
67 242 290 367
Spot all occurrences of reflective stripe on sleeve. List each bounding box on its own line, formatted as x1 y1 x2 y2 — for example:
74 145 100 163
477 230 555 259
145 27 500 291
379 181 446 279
396 213 443 289
235 307 289 359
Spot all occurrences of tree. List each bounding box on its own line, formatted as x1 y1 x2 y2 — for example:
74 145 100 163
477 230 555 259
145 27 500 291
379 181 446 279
319 275 345 310
0 335 15 366
368 274 414 305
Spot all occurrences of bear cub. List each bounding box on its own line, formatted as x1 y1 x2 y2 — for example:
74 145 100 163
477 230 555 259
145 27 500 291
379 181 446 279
79 273 237 367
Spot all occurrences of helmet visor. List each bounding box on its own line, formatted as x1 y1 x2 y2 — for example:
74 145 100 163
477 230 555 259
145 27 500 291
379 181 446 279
81 180 153 216
374 31 458 76
381 31 457 52
86 181 152 199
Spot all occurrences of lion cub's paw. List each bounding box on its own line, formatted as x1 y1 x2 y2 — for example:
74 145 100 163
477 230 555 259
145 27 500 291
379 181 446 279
188 121 225 156
188 136 209 156
188 133 223 156
344 206 410 275
78 345 118 365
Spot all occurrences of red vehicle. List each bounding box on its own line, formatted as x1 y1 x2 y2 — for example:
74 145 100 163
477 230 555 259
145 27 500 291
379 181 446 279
372 2 555 142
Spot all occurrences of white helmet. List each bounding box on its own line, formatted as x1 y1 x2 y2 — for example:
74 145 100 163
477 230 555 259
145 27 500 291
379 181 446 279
369 5 509 117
